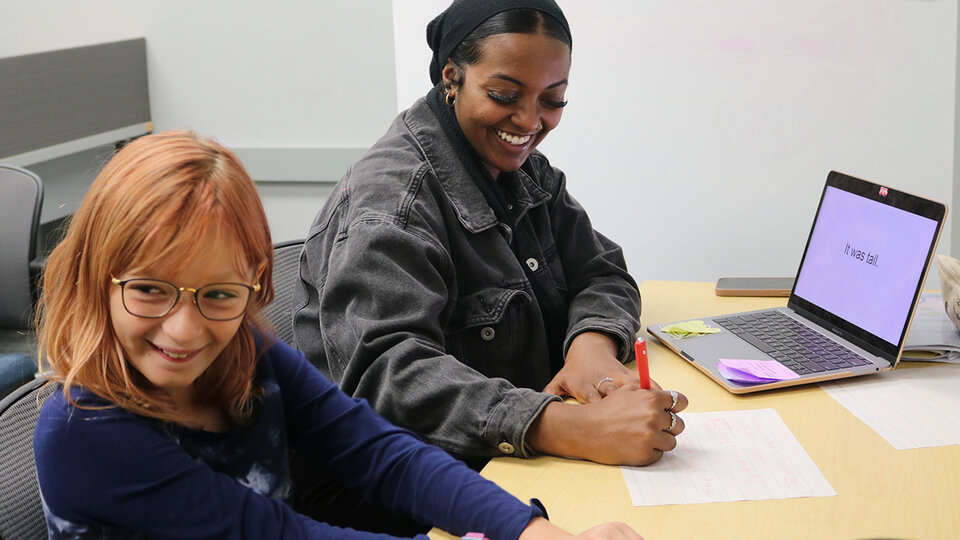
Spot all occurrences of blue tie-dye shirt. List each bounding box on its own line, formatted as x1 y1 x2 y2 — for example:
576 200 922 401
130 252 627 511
34 339 544 539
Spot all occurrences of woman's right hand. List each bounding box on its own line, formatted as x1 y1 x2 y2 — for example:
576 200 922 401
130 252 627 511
518 517 644 539
526 383 687 466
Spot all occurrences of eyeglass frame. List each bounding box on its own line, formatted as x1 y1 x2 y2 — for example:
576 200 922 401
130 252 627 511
110 276 261 321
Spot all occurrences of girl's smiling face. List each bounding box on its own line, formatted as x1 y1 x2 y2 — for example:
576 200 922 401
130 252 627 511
445 32 571 179
109 229 256 406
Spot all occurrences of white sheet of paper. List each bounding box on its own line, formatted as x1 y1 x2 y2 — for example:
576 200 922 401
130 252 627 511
819 365 960 449
620 409 835 506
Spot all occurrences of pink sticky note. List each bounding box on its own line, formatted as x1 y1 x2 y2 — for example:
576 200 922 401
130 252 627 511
717 358 800 384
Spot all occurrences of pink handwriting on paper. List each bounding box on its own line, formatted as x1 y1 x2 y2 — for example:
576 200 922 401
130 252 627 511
717 359 800 383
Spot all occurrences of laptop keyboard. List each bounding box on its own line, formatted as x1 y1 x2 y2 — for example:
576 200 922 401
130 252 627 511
713 311 871 375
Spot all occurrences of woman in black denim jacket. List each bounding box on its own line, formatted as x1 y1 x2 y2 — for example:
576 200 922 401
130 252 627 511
294 0 688 472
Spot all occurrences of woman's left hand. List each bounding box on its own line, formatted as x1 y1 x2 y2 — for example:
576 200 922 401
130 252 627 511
542 332 660 403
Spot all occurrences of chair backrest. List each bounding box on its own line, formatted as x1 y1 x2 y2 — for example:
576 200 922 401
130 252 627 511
0 377 55 540
0 165 43 330
262 239 305 346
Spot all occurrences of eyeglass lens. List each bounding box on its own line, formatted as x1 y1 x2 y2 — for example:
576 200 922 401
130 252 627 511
121 279 251 320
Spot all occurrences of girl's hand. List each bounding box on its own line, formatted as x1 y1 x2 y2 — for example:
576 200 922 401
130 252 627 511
518 517 644 539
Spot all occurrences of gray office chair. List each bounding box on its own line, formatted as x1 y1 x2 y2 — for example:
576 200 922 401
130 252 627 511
0 376 55 540
0 165 43 358
262 239 305 346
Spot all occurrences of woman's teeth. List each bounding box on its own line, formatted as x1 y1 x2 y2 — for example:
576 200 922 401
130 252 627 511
497 130 532 145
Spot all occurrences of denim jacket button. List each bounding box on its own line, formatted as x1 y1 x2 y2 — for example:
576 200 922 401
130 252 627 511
498 442 515 454
525 257 539 271
480 326 496 341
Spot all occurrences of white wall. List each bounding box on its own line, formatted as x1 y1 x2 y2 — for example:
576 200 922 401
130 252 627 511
392 0 450 112
141 0 397 149
4 1 956 278
0 1 149 56
1 0 398 241
955 0 960 258
0 0 397 147
394 0 957 284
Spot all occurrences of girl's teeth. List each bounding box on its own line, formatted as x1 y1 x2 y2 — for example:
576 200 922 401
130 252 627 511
497 130 531 145
161 348 189 359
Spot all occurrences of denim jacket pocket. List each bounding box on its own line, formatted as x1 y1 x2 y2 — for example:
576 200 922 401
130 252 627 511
445 287 531 381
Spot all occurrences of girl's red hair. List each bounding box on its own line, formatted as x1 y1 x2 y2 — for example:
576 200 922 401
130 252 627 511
38 130 274 422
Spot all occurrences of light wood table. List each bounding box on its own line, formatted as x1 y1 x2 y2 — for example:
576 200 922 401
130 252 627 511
430 281 960 540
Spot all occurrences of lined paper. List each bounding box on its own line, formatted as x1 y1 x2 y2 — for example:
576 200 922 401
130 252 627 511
621 409 835 506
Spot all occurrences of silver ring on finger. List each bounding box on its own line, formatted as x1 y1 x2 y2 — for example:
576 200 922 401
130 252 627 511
668 389 679 410
595 377 615 392
665 411 677 432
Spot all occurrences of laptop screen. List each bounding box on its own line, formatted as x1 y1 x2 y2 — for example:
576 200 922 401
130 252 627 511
790 172 945 358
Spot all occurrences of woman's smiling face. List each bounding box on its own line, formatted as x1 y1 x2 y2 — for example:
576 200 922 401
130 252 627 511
444 32 571 179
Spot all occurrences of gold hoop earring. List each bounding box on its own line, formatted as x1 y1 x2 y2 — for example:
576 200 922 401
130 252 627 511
538 121 544 131
445 91 456 107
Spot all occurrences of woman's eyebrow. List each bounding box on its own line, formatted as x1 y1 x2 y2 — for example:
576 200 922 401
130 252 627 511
490 74 568 89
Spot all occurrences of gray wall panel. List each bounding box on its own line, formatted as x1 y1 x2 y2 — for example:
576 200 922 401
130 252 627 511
0 38 150 158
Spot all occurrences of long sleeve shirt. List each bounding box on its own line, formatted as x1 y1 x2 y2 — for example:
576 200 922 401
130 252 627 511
34 339 544 539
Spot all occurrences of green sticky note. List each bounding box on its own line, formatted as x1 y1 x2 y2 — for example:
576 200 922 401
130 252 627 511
661 320 721 339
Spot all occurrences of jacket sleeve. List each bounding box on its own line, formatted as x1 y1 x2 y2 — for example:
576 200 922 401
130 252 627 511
34 390 415 540
270 343 545 540
302 210 559 459
534 157 642 363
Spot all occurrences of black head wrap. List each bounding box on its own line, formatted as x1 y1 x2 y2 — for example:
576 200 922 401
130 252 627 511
426 0 571 85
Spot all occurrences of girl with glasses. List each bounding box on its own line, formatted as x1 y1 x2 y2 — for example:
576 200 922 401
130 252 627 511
33 131 641 539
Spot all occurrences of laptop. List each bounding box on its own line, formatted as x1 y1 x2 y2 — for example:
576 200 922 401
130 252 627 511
648 170 947 394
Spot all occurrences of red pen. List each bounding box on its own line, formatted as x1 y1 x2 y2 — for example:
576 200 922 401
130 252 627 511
635 337 650 389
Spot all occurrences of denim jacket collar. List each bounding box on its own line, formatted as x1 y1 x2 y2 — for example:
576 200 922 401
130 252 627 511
402 97 551 234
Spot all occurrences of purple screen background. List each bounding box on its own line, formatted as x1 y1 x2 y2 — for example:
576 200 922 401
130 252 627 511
793 186 938 345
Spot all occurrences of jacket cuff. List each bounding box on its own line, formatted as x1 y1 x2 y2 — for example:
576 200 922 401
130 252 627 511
483 387 561 458
564 317 637 364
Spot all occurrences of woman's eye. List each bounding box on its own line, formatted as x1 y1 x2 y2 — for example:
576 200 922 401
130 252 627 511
487 90 567 109
487 92 518 105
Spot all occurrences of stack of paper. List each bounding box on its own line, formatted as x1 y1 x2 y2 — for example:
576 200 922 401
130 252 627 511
904 293 960 363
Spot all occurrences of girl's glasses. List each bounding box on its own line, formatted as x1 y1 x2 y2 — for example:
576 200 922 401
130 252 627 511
110 277 260 321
